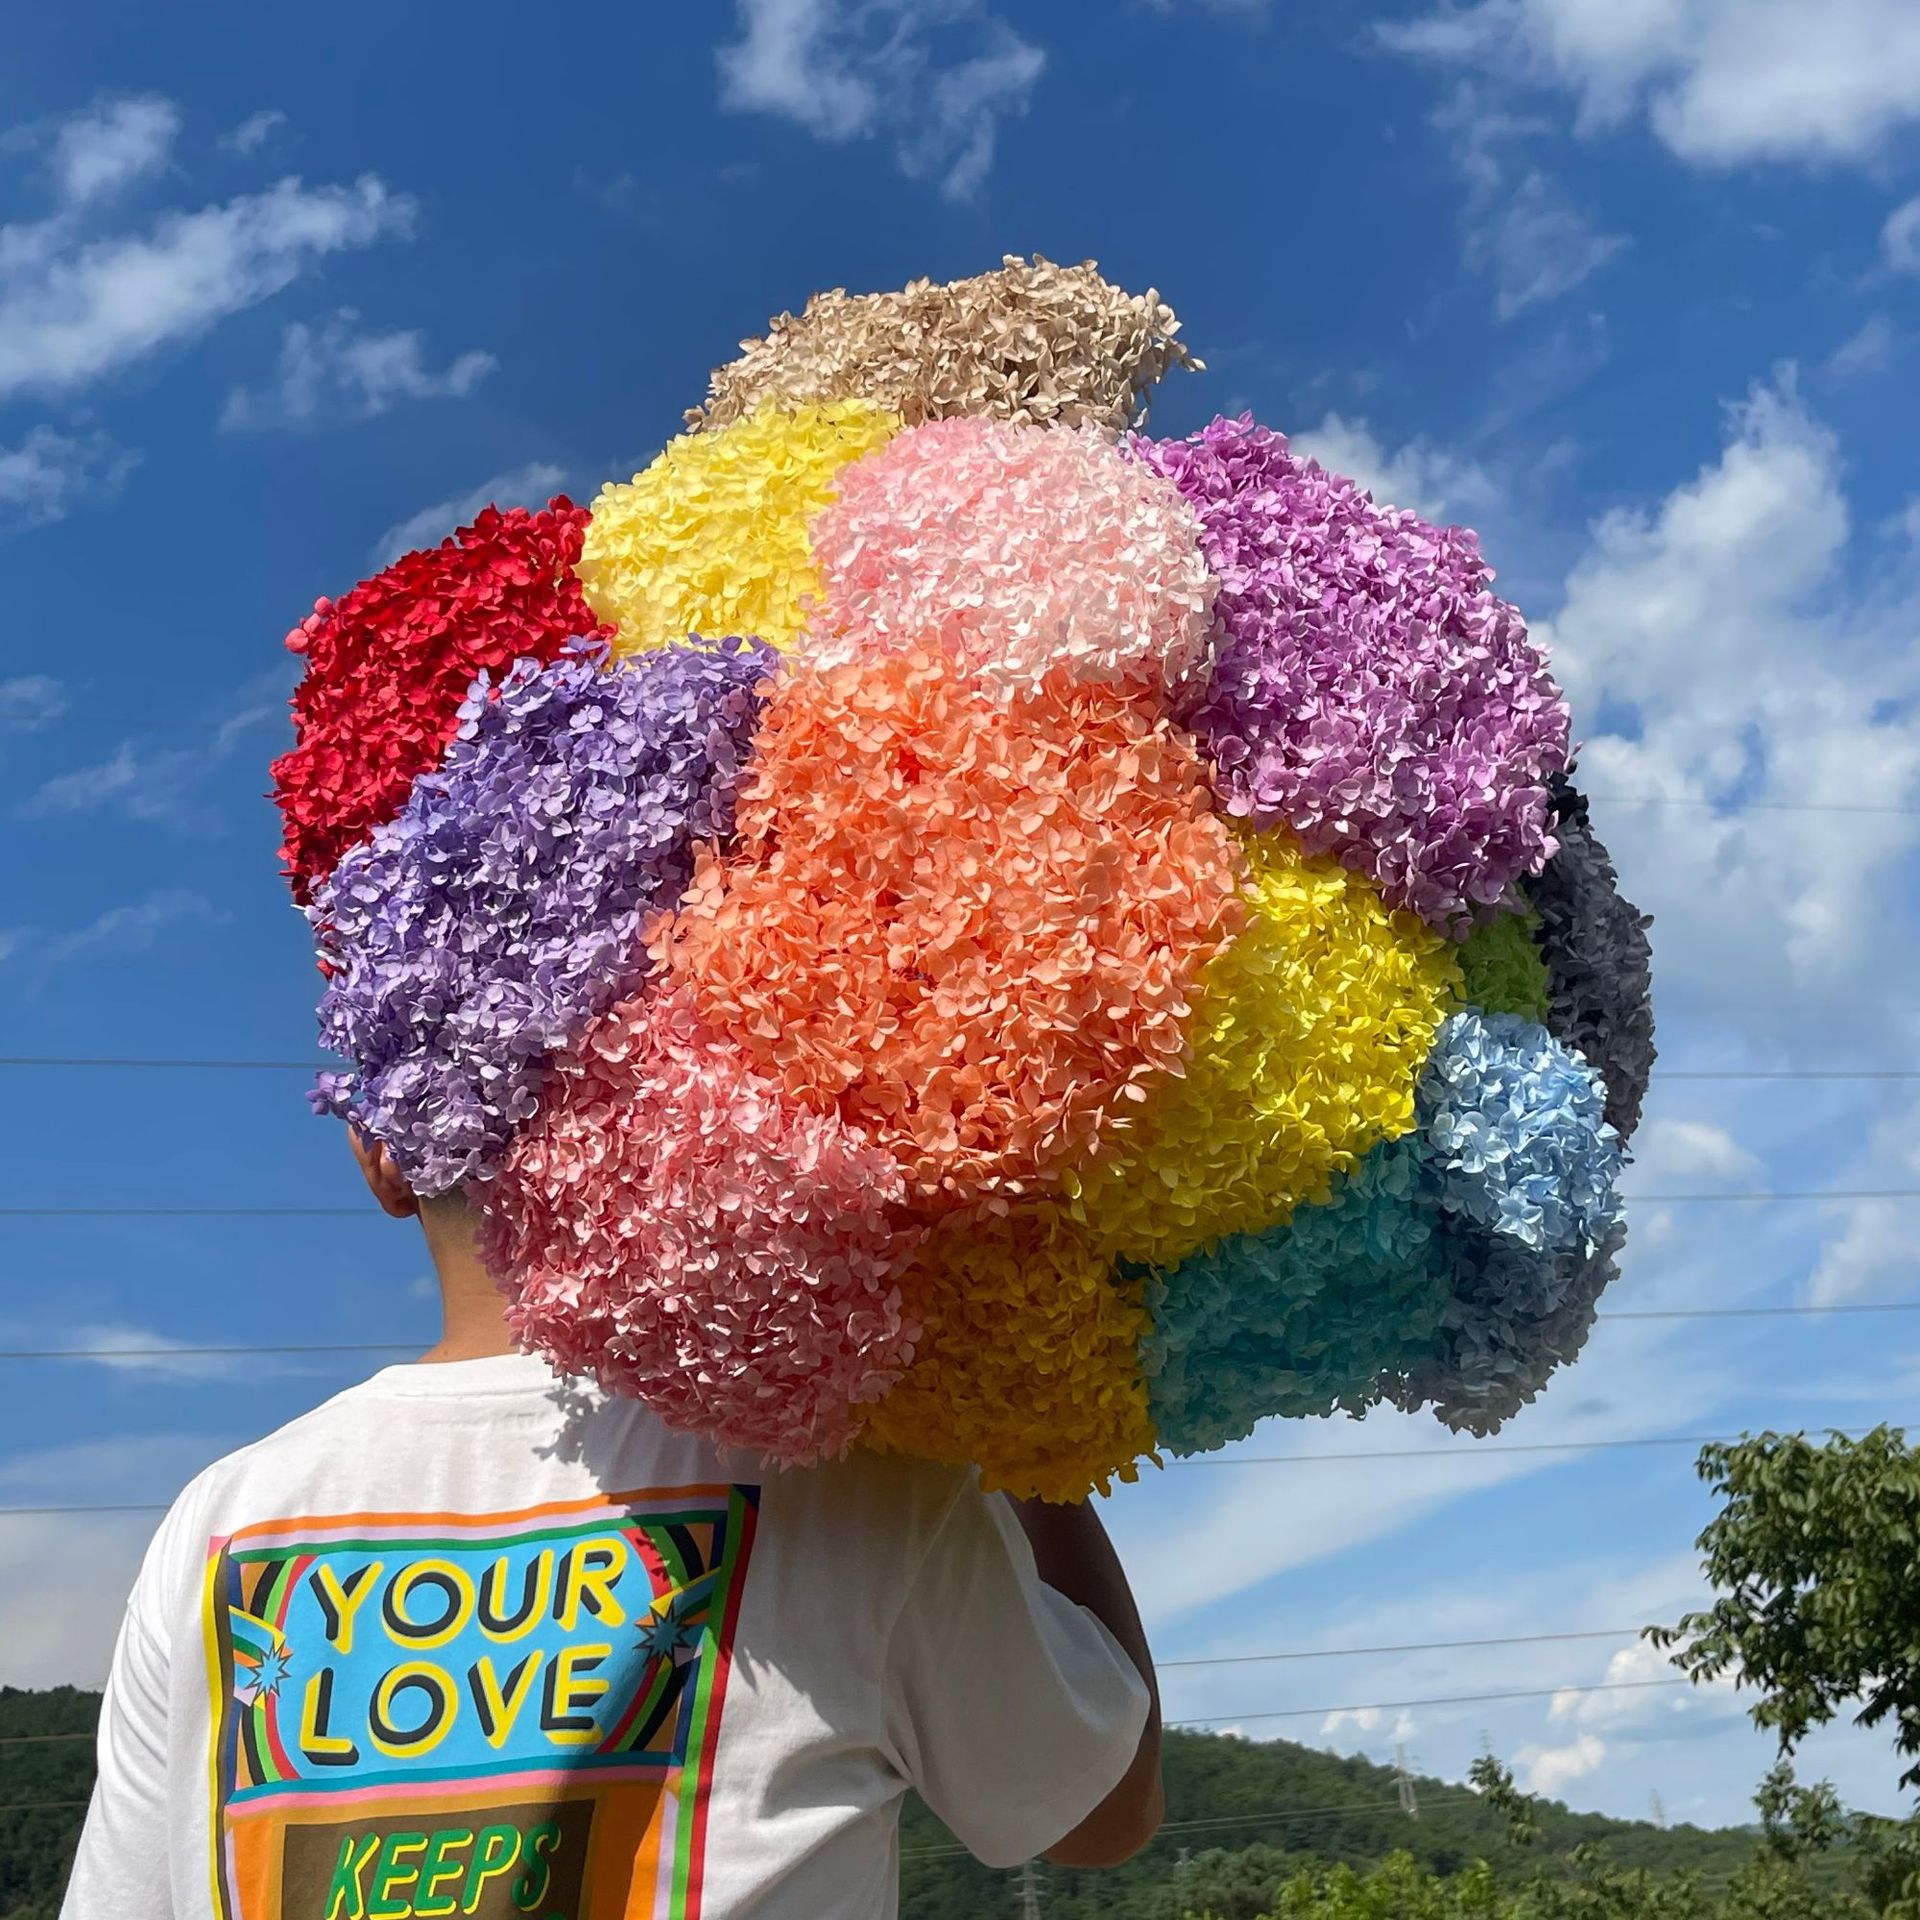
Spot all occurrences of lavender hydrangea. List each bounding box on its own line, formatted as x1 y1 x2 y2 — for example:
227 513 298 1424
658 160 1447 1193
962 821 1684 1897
1416 1010 1624 1254
1523 776 1657 1142
1128 416 1570 935
310 636 776 1194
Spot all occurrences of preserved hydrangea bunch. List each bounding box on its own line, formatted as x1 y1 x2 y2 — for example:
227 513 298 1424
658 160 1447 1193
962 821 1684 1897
273 257 1654 1501
309 638 774 1194
1132 418 1568 935
274 500 606 903
808 417 1216 699
482 987 920 1463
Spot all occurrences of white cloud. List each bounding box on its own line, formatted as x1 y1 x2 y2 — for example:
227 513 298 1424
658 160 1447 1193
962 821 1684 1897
1539 377 1920 1056
0 170 414 399
221 308 495 430
0 1434 225 1687
1517 1729 1607 1794
46 96 179 206
220 108 286 156
1810 1095 1920 1306
0 425 136 528
1433 86 1627 318
1113 1308 1736 1627
716 0 1046 201
1319 1705 1418 1741
61 1324 257 1383
1825 314 1897 384
29 887 224 969
1384 0 1920 166
1550 1636 1742 1732
1813 1201 1915 1307
22 704 278 830
0 674 67 731
1290 411 1501 523
1630 1118 1761 1187
372 460 567 564
1884 196 1920 275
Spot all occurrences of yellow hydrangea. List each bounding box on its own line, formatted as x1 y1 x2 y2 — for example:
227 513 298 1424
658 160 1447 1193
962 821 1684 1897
577 399 899 656
1063 828 1464 1267
864 1207 1157 1504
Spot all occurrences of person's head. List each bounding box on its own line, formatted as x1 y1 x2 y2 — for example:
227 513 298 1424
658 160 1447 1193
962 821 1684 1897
345 1128 495 1344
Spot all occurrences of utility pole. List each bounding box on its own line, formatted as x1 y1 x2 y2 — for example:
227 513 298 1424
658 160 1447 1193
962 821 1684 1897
1016 1858 1042 1919
1650 1789 1668 1830
1395 1741 1420 1818
1173 1845 1193 1917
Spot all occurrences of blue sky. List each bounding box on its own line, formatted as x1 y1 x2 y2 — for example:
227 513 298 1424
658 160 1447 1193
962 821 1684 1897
3 0 1919 1835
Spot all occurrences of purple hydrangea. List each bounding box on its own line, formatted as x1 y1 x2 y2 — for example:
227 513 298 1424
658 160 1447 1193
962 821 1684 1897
310 636 777 1194
1128 416 1571 935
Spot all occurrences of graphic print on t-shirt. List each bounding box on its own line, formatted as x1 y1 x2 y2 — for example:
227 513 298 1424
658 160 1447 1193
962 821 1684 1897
202 1485 757 1920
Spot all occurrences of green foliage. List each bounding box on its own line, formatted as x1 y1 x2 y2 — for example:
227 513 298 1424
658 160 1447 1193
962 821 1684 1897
0 1686 1869 1920
0 1686 95 1920
1215 1839 1870 1920
1756 1764 1851 1865
1472 1755 1543 1848
1650 1428 1920 1787
901 1727 1774 1919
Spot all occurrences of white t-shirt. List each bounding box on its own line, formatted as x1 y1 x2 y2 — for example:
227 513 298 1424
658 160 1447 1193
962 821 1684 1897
62 1354 1149 1920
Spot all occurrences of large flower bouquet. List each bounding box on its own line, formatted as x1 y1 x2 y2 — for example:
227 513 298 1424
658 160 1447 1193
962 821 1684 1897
274 257 1654 1501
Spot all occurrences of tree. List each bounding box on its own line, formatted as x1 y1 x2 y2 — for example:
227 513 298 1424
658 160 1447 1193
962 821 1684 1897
1650 1428 1920 1786
1471 1756 1542 1850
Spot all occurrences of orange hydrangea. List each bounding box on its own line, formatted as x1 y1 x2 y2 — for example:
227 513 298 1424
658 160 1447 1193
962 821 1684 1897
651 637 1244 1207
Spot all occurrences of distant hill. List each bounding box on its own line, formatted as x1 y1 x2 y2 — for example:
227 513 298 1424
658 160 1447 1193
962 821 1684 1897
900 1726 1768 1918
0 1689 1767 1920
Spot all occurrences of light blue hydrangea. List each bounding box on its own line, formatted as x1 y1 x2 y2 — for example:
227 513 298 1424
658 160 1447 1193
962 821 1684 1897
1415 1010 1623 1255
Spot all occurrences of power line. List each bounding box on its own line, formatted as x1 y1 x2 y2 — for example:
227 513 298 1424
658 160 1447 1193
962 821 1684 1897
0 1208 370 1218
3 1056 1917 1083
1603 1302 1920 1321
901 1793 1458 1863
1160 1627 1644 1670
1621 1191 1920 1204
1586 795 1920 817
0 1342 414 1361
1657 1070 1920 1082
6 1302 1914 1367
6 1191 1915 1218
0 1504 171 1518
9 1423 1903 1524
1169 1677 1693 1730
0 1626 1663 1750
0 1057 325 1071
1177 1422 1908 1467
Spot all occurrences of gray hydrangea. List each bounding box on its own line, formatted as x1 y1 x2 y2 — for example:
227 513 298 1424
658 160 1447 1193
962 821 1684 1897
1522 776 1656 1142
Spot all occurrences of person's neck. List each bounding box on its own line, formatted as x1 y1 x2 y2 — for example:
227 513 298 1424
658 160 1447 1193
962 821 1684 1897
417 1199 519 1363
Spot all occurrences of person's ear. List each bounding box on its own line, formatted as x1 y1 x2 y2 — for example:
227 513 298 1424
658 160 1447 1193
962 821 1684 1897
347 1127 420 1220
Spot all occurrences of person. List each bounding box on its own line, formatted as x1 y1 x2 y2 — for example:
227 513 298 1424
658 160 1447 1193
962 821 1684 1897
60 1128 1163 1920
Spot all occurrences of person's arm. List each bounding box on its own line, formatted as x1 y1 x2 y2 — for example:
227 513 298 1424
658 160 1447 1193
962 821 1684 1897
60 1588 175 1918
882 1471 1156 1871
1007 1497 1163 1866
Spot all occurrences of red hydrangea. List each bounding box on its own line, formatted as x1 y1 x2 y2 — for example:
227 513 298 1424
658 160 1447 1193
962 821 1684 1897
272 499 609 901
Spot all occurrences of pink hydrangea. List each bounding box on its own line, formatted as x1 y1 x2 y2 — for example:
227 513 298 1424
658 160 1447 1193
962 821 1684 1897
480 986 922 1464
808 416 1216 700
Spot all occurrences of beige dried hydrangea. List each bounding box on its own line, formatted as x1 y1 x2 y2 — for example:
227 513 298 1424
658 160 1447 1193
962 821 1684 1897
688 253 1197 435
